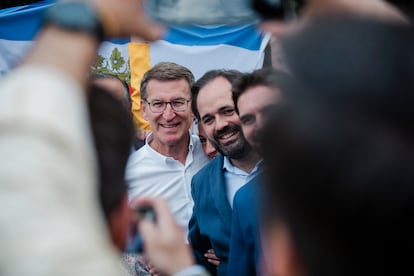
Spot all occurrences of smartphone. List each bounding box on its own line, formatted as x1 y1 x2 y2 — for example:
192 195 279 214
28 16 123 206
136 205 157 222
126 205 157 254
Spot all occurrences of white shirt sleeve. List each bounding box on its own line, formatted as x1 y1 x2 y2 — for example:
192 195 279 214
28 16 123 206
0 65 122 276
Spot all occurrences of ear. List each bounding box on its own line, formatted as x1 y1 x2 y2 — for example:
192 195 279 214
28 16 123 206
262 222 304 276
141 99 148 120
108 194 130 251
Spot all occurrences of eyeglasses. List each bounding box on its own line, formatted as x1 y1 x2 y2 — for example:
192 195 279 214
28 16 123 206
144 98 191 113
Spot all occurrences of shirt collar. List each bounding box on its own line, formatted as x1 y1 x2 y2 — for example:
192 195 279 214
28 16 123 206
188 132 194 152
145 131 153 144
223 156 263 175
144 131 194 163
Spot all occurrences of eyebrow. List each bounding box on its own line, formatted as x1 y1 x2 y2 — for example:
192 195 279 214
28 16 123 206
218 105 234 112
239 113 254 121
149 97 187 102
200 105 234 121
201 114 212 122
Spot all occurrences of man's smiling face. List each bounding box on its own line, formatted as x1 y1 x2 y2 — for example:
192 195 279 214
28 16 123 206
197 76 250 160
142 78 193 147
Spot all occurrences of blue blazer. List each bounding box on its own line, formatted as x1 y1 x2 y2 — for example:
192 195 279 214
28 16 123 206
189 155 232 276
227 178 261 276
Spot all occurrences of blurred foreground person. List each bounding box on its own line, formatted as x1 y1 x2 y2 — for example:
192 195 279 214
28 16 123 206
227 68 290 276
88 84 155 276
90 73 145 150
88 84 135 252
260 16 414 276
0 0 162 275
260 0 409 37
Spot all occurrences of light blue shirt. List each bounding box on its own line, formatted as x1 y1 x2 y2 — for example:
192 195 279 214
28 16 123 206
223 156 262 208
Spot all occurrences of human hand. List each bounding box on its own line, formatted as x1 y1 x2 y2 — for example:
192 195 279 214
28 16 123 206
204 248 220 267
131 197 195 275
87 0 165 40
147 262 161 276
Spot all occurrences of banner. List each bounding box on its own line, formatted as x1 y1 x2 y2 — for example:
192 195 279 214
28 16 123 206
0 0 270 131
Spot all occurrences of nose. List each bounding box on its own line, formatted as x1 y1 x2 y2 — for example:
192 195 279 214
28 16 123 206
162 103 176 120
215 115 229 132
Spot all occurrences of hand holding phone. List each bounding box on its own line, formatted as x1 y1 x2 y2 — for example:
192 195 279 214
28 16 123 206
129 198 196 275
126 205 157 254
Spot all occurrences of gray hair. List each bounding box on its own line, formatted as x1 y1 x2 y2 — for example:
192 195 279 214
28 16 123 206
140 62 195 99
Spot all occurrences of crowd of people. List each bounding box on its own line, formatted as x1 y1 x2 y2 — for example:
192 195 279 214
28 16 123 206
0 0 413 276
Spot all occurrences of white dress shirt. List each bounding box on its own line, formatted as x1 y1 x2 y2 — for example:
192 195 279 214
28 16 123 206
126 132 209 233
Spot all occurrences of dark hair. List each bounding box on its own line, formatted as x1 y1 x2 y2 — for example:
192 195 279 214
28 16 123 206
386 0 414 19
260 17 414 276
232 67 291 114
90 73 132 110
88 84 135 219
252 0 295 20
140 62 194 100
191 69 243 120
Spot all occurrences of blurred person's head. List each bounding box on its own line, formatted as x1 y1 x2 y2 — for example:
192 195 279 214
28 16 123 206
140 62 195 150
192 69 253 160
259 17 414 276
90 73 132 111
197 122 219 160
232 68 290 154
385 0 414 19
88 84 135 251
259 0 409 38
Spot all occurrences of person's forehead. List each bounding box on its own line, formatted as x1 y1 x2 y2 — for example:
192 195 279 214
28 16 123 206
238 85 280 113
197 77 233 112
146 78 191 98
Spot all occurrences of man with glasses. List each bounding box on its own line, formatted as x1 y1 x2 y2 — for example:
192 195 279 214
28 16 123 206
125 62 209 237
